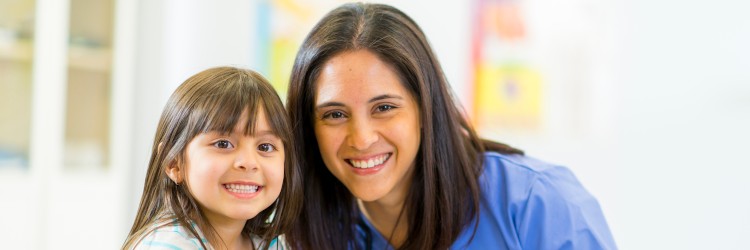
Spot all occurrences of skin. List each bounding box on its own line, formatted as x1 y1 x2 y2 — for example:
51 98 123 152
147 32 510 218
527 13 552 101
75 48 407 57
313 49 421 247
167 108 285 249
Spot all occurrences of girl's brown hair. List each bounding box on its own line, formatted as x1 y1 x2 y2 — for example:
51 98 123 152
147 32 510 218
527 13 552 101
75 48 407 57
123 67 302 249
286 3 522 250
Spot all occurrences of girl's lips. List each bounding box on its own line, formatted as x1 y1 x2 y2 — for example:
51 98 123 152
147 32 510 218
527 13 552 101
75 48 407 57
222 182 262 199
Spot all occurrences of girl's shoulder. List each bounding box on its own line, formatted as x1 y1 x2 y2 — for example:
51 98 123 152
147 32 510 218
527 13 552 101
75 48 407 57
260 234 290 250
132 219 210 250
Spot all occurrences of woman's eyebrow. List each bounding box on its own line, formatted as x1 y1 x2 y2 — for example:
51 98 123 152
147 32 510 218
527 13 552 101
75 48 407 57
368 94 402 103
315 94 402 110
315 101 345 110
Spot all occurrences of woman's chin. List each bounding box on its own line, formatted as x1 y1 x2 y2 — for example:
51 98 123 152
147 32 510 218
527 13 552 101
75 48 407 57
350 188 386 202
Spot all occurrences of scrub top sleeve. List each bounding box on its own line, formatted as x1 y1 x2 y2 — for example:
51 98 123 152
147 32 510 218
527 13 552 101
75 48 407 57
515 166 617 250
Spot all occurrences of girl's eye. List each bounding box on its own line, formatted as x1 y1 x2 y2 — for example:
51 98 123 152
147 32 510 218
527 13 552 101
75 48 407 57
258 143 276 152
213 140 234 149
375 104 396 112
323 111 346 119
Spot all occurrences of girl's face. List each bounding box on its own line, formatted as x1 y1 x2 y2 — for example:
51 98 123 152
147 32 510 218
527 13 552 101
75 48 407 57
313 50 421 203
180 108 284 225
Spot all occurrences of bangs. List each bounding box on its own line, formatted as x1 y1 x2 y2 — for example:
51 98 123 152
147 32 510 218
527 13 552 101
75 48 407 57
200 92 261 136
179 69 287 140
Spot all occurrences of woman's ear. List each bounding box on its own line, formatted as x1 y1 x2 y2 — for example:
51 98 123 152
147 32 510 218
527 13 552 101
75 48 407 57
165 161 183 185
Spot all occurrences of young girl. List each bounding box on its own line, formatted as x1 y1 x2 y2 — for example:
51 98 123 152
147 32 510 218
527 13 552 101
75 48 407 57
122 67 301 249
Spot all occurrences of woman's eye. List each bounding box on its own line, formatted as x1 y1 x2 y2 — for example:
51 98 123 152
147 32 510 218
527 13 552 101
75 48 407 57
376 104 395 112
213 140 233 149
258 143 276 152
323 111 345 119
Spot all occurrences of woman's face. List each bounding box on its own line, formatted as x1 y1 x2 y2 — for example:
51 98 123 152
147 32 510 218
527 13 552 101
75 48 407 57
313 50 421 203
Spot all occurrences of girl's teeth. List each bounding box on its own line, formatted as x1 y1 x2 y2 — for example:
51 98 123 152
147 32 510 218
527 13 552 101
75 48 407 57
224 184 259 193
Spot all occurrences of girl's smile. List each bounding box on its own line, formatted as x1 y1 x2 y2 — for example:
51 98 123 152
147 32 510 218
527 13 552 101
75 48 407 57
222 181 263 199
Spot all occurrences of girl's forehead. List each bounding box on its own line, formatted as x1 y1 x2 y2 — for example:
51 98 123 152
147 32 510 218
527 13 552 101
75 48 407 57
199 106 269 135
236 107 276 134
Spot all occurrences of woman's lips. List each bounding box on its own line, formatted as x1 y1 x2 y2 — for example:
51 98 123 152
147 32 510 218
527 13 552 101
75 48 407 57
346 153 392 175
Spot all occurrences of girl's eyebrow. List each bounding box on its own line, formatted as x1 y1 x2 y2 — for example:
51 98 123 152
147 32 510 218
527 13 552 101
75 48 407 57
204 130 230 136
253 129 279 138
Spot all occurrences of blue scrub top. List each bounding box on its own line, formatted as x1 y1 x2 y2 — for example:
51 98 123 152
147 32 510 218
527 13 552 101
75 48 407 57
356 152 617 249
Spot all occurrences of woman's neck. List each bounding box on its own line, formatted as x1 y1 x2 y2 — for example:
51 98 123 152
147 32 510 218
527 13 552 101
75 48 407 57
358 179 411 248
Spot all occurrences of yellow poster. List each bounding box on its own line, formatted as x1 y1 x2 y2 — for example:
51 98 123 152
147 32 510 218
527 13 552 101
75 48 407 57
257 0 346 100
472 0 543 133
474 63 542 130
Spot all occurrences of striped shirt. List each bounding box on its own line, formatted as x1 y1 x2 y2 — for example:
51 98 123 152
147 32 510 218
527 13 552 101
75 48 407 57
133 219 286 250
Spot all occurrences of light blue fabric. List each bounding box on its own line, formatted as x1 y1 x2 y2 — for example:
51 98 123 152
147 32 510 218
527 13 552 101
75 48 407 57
132 217 285 250
356 152 617 249
134 220 208 250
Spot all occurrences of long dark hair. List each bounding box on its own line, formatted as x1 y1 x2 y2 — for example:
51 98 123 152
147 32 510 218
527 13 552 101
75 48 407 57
123 67 302 249
286 3 522 249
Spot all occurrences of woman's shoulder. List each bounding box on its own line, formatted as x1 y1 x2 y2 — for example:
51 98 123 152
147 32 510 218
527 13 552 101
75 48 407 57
132 219 210 250
476 152 616 249
479 151 590 205
481 151 574 182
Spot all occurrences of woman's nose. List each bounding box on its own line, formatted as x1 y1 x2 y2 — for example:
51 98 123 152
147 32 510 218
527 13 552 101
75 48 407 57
347 117 378 151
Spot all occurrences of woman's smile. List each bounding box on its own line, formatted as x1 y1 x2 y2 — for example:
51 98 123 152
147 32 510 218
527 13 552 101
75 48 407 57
347 153 391 169
345 152 393 175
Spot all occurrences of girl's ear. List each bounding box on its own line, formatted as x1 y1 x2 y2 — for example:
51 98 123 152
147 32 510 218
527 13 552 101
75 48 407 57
160 142 183 185
165 161 183 185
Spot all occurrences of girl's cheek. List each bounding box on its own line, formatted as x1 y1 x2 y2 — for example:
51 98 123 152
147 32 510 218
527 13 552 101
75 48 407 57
262 159 285 185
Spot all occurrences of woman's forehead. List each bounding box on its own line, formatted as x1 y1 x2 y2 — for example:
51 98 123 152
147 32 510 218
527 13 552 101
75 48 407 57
314 50 410 103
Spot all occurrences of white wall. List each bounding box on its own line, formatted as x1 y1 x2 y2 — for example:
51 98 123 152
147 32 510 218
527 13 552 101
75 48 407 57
122 0 750 249
128 0 256 225
617 0 750 248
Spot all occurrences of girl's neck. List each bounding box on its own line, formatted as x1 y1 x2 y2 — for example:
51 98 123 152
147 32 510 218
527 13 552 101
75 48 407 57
204 213 253 250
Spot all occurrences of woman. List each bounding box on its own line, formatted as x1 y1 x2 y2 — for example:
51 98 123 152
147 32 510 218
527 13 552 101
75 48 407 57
286 3 616 249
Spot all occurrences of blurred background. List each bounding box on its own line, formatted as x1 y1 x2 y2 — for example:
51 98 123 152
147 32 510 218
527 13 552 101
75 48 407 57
0 0 748 249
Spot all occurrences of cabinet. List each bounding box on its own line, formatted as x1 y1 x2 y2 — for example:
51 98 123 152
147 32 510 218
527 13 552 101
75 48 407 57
0 0 136 248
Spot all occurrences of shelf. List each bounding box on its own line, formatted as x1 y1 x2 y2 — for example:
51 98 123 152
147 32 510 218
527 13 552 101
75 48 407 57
68 44 112 72
0 39 33 62
0 39 111 72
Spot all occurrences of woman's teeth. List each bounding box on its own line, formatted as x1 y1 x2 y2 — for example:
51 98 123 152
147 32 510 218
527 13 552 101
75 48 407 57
350 154 389 169
224 184 259 193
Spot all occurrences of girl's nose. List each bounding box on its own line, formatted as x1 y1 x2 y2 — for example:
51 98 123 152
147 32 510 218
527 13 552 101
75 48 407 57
234 147 259 171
